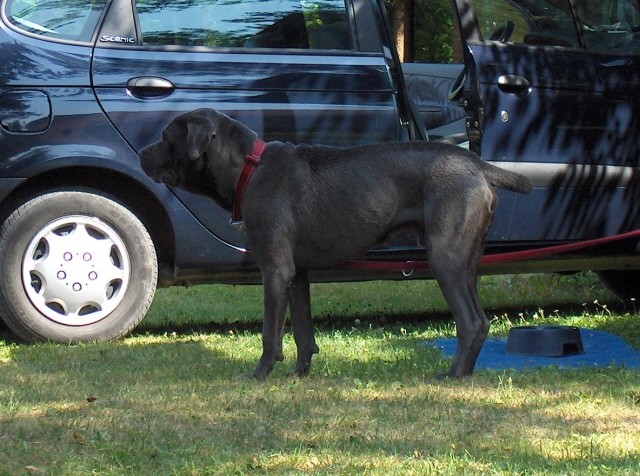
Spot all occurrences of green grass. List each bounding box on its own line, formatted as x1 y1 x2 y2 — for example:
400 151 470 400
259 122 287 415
1 273 639 475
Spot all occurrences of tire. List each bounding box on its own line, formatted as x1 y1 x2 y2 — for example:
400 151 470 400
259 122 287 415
0 190 158 343
597 270 640 300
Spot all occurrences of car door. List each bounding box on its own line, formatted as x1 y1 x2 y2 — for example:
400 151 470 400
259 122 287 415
452 0 640 244
91 0 403 250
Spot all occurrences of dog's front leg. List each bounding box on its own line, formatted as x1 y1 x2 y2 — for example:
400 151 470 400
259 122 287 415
288 269 319 377
252 266 294 380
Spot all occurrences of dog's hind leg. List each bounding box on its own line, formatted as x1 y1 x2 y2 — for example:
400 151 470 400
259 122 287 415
426 187 493 377
288 269 319 377
252 262 296 380
431 255 489 378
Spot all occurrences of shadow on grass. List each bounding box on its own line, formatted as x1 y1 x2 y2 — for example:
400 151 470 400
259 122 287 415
0 321 21 345
132 298 634 338
1 294 637 355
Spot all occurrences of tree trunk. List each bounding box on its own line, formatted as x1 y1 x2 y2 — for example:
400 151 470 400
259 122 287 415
393 0 414 62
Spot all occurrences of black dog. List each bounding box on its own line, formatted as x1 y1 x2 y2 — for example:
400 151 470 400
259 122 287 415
139 108 533 379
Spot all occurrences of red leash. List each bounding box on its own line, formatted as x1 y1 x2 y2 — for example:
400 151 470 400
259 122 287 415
343 229 640 271
231 139 268 224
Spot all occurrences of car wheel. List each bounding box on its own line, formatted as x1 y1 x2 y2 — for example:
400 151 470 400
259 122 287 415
597 270 640 300
0 190 157 343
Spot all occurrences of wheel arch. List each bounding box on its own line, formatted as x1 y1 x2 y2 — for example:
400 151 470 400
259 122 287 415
0 166 176 282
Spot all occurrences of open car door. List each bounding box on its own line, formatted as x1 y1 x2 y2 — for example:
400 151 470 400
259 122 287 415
451 0 640 244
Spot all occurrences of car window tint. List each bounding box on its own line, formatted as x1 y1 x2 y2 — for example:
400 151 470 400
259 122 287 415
470 0 579 48
4 0 107 43
135 0 352 50
575 0 640 53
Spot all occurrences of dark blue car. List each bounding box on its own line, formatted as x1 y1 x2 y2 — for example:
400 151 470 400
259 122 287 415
0 0 638 343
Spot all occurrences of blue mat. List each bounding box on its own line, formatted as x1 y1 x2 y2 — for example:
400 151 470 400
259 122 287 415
432 329 640 370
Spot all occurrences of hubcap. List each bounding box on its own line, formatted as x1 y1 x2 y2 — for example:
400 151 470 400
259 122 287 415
22 216 131 326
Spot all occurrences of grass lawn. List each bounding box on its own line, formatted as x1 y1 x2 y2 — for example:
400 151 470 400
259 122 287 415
1 272 639 475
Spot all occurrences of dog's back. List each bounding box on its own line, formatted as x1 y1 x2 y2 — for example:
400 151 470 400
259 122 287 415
285 140 532 195
359 141 533 194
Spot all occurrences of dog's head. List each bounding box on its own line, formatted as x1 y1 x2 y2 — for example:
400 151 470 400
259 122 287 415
139 108 256 201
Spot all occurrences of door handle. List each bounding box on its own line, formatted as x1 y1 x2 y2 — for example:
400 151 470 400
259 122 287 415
126 77 175 99
497 75 531 95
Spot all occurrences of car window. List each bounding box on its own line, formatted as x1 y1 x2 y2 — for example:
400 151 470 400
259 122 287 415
134 0 352 50
469 0 579 47
575 0 640 53
4 0 107 43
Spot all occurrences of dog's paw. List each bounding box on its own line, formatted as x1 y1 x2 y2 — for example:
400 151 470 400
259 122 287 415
287 364 312 379
249 370 269 381
249 363 275 381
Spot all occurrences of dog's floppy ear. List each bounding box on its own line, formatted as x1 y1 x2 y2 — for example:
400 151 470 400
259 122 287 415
186 114 218 161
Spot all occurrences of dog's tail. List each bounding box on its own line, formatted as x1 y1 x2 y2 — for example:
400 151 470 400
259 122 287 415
481 162 534 194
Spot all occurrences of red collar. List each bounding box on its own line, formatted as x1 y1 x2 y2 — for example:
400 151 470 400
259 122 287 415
231 139 267 224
